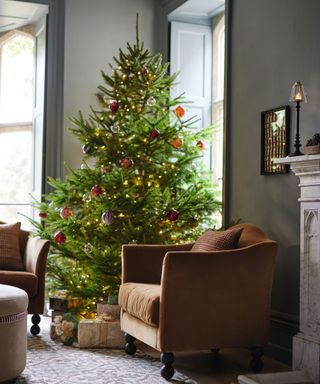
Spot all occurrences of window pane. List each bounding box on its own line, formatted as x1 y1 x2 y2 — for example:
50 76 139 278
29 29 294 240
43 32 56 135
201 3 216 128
0 126 32 202
0 204 32 230
0 35 34 123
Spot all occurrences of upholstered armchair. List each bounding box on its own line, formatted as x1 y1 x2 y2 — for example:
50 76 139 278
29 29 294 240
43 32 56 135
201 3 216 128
119 224 277 380
0 222 50 335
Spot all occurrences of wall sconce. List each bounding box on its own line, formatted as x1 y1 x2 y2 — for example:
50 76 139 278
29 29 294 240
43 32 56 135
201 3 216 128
289 81 307 156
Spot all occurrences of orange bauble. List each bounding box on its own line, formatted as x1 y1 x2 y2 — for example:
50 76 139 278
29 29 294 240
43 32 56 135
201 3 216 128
171 137 184 149
174 105 185 118
60 207 73 220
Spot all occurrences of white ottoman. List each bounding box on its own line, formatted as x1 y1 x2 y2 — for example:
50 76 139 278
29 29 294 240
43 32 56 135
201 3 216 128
0 284 28 383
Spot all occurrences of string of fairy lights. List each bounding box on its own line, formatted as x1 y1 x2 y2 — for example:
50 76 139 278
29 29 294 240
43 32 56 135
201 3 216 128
33 38 220 314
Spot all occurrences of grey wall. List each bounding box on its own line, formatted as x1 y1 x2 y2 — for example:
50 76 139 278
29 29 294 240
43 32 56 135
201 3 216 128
63 0 161 171
229 0 320 360
61 0 320 362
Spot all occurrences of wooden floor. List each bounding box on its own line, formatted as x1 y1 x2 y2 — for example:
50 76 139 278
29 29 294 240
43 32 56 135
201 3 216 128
139 344 290 384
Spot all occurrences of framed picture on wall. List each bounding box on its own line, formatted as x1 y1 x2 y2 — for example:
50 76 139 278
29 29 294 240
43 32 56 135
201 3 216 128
261 105 290 175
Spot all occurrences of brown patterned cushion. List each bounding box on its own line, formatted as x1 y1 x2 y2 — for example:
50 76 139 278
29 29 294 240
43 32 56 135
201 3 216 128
0 223 24 271
191 227 244 252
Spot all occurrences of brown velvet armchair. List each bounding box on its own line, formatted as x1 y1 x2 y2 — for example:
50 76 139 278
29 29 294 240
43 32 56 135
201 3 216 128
119 224 277 380
0 225 50 335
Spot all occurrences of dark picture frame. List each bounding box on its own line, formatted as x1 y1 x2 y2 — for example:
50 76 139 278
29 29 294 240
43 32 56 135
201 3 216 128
261 105 290 175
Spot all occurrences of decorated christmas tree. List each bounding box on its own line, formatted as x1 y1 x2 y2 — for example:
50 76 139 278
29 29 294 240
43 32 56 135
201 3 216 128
30 21 221 312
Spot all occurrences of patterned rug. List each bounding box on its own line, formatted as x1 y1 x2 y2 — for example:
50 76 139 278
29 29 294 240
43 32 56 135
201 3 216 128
15 318 195 384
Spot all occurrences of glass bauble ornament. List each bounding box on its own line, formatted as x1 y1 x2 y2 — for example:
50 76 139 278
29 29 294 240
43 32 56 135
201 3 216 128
109 100 119 113
91 185 103 197
39 212 47 219
141 65 148 76
82 144 91 154
149 128 160 139
196 140 206 150
82 192 92 203
167 209 179 222
60 207 73 220
174 105 185 118
147 96 156 106
120 157 134 169
111 122 121 133
54 231 66 245
171 137 183 149
84 243 94 254
101 210 115 225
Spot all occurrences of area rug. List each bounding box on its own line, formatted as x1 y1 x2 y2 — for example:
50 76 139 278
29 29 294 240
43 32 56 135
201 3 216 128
16 318 195 384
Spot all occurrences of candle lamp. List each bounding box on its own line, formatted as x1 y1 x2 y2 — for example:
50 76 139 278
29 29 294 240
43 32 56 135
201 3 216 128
289 81 307 156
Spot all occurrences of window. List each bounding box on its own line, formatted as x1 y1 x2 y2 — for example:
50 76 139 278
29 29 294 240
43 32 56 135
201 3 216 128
169 10 226 227
0 31 34 228
211 15 225 193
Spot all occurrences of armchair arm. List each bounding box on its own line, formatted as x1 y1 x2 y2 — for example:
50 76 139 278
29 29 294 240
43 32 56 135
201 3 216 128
159 241 277 351
122 243 193 284
24 237 50 279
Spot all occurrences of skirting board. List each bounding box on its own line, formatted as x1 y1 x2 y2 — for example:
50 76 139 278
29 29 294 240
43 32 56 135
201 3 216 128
238 370 312 384
265 312 299 365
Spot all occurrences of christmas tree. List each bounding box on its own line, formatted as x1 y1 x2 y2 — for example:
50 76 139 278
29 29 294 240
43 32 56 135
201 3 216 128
30 22 221 312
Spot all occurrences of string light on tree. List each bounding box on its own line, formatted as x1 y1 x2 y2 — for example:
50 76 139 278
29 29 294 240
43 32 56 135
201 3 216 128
29 15 221 312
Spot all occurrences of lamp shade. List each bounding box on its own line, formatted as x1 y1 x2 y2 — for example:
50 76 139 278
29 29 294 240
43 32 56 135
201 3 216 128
289 81 307 103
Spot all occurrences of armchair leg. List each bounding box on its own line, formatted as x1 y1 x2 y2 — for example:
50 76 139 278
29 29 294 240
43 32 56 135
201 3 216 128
124 333 136 355
160 352 175 380
211 348 220 355
30 314 41 336
250 346 264 372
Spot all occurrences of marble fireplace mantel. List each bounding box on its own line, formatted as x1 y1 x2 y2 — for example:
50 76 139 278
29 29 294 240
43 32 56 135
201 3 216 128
239 155 320 384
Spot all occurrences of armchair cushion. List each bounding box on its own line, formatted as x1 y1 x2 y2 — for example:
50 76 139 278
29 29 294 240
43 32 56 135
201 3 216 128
191 226 243 252
0 223 24 270
119 283 160 327
0 270 38 297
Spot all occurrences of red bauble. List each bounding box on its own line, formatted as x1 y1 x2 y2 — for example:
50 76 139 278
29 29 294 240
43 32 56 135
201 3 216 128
171 137 183 149
141 65 148 76
149 129 160 139
39 212 47 219
60 207 73 220
196 140 206 150
174 105 185 118
54 231 66 245
91 185 103 197
167 209 179 222
120 157 134 169
109 100 119 113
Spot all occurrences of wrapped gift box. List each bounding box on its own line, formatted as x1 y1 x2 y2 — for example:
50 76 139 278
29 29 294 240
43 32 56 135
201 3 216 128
49 297 68 312
50 322 59 340
78 318 124 349
49 296 84 312
97 303 120 320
